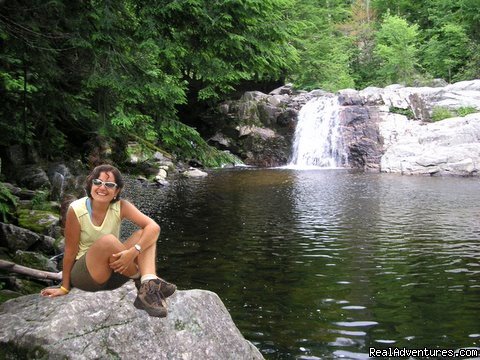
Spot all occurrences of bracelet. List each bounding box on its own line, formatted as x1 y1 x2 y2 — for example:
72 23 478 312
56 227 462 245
60 286 70 294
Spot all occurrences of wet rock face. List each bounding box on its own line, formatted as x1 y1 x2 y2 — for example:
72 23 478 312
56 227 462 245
339 106 384 171
0 284 264 360
210 86 311 167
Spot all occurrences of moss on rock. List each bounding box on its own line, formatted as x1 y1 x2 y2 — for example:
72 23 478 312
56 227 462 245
17 209 59 236
13 250 58 272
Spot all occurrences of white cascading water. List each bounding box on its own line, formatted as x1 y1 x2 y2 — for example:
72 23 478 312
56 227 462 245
289 96 348 168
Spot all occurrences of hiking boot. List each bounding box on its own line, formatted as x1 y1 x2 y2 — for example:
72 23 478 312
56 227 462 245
134 279 168 317
134 277 177 298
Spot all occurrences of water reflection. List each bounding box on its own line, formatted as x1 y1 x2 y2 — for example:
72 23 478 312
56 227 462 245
123 169 480 359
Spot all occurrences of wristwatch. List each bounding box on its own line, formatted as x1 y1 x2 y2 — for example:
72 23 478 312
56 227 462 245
134 244 142 253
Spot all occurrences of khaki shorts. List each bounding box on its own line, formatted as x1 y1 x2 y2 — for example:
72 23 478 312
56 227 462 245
70 254 129 292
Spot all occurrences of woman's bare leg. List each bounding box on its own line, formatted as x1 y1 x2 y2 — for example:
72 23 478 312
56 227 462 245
85 234 137 284
122 229 157 276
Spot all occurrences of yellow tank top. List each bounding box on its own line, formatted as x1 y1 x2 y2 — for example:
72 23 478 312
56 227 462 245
70 197 121 259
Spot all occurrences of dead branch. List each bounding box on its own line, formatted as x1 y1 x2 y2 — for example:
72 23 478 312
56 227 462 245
0 260 62 281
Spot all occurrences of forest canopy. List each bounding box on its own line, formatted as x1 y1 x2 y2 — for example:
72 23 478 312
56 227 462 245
1 0 478 166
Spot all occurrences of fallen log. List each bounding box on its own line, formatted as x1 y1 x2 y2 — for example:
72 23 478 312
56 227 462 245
0 260 62 281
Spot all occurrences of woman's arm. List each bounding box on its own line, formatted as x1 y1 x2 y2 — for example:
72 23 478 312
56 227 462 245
41 207 80 297
109 199 160 274
61 207 81 290
120 199 161 251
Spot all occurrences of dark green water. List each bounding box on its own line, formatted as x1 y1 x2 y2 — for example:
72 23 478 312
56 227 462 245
124 169 480 359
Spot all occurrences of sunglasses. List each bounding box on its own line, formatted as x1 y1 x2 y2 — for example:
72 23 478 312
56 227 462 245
92 178 118 189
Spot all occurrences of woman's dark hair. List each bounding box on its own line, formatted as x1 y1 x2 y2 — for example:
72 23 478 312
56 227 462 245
84 164 124 203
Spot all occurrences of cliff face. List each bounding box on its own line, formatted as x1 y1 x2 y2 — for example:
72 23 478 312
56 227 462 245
0 284 264 360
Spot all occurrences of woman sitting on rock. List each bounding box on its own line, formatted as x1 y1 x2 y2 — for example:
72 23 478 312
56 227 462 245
41 164 175 317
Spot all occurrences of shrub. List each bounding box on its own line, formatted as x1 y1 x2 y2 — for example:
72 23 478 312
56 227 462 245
431 106 454 122
31 190 52 211
457 106 478 117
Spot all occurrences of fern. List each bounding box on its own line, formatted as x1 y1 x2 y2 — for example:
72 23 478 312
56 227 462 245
31 191 50 211
0 183 17 223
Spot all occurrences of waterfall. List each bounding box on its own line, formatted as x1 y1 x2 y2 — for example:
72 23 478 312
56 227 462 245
288 96 348 168
50 172 65 202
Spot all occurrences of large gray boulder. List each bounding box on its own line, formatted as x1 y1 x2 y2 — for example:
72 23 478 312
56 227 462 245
0 222 58 255
16 165 51 191
0 284 264 360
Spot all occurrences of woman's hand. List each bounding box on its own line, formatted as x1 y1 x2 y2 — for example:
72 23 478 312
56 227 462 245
40 287 68 298
110 248 137 275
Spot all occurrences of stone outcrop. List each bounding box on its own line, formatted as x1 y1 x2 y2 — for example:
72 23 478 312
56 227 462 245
338 99 385 171
16 209 60 238
356 80 480 121
0 284 264 360
380 113 480 175
357 80 480 175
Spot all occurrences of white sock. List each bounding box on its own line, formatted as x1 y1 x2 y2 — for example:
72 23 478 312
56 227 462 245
129 271 141 279
141 274 157 283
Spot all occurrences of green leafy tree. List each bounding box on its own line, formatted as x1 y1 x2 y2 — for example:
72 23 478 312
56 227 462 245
288 0 355 91
373 14 420 85
426 0 480 39
125 0 299 162
460 44 480 80
0 1 69 156
422 23 472 82
422 0 480 81
82 1 187 142
1 0 298 167
342 0 379 88
372 0 480 82
137 0 298 101
371 0 432 28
